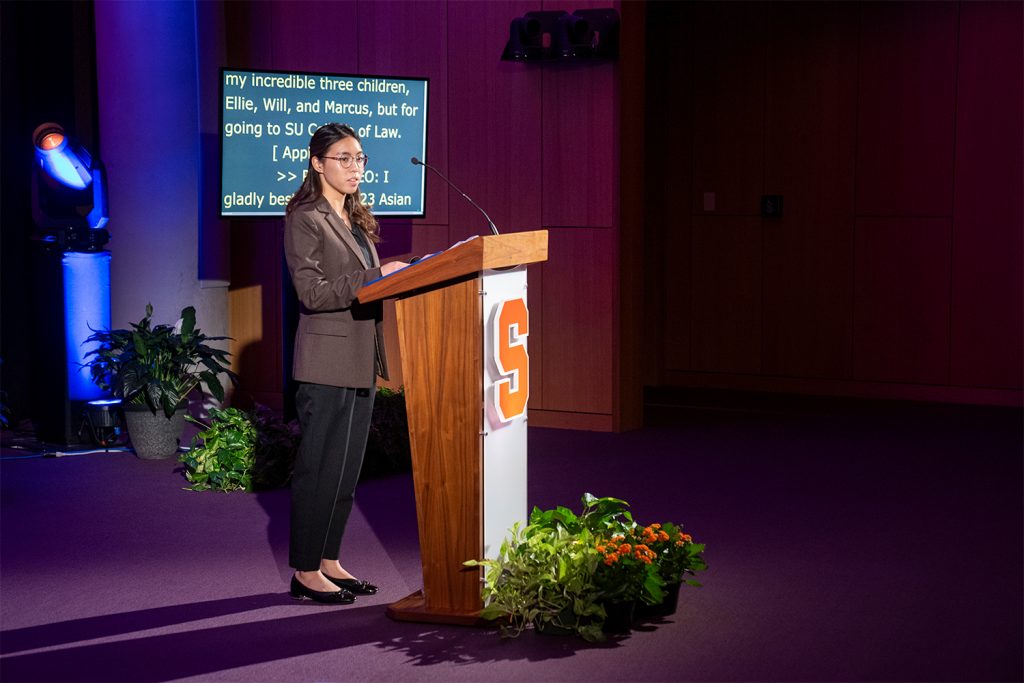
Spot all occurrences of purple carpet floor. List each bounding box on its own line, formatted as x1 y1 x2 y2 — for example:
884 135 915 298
1 401 1021 682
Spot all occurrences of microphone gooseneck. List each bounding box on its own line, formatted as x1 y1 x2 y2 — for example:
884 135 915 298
411 157 499 236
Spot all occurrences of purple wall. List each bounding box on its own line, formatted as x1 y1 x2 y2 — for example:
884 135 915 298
647 1 1023 406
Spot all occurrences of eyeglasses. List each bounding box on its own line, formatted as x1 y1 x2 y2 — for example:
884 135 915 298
320 154 369 169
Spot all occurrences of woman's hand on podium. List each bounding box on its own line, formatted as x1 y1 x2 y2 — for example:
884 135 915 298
380 260 410 277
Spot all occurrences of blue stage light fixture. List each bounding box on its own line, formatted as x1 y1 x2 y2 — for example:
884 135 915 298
84 398 123 447
34 126 91 190
32 122 110 244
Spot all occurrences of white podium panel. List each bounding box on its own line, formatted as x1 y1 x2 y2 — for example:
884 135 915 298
481 267 529 559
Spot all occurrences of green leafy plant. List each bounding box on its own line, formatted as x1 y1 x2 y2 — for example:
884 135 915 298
528 492 635 536
529 493 664 605
84 304 235 417
179 407 256 492
466 494 647 641
465 522 606 642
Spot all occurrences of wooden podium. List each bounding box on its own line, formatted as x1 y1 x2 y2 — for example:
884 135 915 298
358 230 548 625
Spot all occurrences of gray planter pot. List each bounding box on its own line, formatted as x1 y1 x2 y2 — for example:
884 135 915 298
123 405 187 459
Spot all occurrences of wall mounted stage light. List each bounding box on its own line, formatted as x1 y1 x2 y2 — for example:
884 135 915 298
554 12 594 59
501 8 619 62
502 11 559 61
568 9 619 60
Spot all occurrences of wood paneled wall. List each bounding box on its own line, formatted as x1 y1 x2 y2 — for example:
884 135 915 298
647 1 1023 405
225 1 629 428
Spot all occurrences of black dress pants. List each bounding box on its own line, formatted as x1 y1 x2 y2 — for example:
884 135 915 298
289 382 375 571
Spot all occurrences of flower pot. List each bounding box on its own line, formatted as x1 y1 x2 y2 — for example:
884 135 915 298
636 581 682 620
601 600 636 634
123 405 187 459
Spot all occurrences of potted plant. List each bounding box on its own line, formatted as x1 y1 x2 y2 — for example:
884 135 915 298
180 407 256 492
635 522 707 618
465 521 606 642
468 493 707 640
177 405 302 492
466 494 654 641
593 531 665 632
84 303 234 459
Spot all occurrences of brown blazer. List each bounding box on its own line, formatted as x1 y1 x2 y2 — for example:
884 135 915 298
283 196 389 388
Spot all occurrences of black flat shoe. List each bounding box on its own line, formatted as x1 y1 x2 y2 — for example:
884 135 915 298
324 576 378 595
290 575 356 604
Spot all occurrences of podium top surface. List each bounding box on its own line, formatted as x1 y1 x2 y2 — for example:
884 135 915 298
358 230 548 303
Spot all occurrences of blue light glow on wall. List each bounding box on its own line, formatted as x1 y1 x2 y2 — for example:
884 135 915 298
63 251 111 401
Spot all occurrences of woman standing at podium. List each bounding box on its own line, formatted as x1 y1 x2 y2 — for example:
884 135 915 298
283 123 408 604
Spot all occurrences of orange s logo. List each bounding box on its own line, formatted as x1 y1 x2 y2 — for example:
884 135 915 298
493 297 529 423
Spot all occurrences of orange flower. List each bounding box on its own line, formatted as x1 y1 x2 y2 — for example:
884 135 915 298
658 530 670 542
618 543 632 555
681 533 692 542
596 545 606 553
604 553 619 565
651 523 661 529
675 540 684 547
612 535 625 543
635 546 656 561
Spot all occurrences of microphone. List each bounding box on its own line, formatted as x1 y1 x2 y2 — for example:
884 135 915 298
411 157 499 236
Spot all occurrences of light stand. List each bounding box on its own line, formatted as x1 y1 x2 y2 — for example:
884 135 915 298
30 122 113 445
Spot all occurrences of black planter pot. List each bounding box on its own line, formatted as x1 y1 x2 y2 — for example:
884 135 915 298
601 600 636 634
123 404 187 459
636 581 682 620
